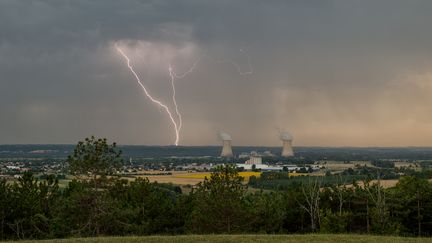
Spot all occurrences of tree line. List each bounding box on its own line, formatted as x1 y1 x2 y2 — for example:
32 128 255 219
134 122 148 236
1 137 432 240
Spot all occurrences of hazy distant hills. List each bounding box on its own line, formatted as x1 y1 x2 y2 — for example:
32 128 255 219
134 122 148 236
1 144 432 160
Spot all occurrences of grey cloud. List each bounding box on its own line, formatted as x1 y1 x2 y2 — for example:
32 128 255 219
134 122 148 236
1 0 432 146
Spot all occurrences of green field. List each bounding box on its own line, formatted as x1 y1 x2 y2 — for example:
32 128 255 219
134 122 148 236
12 234 432 243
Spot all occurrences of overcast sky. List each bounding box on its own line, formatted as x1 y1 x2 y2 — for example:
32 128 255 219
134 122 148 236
1 0 432 146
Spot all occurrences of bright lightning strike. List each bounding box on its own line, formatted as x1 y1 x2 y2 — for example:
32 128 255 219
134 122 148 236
115 42 249 145
168 65 182 133
168 59 200 133
115 43 181 146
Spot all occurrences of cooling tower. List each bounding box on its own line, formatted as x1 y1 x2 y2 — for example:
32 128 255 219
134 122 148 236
280 132 294 157
219 132 233 157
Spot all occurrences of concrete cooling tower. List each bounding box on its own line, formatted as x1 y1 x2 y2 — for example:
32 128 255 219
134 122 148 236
219 132 233 157
279 132 294 157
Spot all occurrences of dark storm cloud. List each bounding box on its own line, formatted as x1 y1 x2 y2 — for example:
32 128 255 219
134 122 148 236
1 0 432 146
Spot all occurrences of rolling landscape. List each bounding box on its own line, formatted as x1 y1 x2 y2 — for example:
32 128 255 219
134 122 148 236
2 0 432 242
2 143 432 242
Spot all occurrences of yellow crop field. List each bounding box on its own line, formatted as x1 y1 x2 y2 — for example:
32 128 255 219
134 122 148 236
239 172 262 178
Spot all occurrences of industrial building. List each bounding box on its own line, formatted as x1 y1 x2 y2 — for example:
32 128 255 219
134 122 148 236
219 131 233 157
280 131 294 157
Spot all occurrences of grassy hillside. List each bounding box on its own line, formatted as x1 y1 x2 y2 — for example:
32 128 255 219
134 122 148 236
13 234 431 243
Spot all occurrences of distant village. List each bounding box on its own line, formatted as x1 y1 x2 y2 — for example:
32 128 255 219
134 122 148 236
0 149 322 180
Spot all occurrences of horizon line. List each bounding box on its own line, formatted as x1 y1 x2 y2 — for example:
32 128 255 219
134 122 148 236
1 143 432 149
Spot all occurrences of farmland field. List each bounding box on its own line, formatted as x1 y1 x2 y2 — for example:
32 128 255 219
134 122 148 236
3 171 330 188
353 179 432 189
140 171 312 185
139 171 261 185
323 161 372 171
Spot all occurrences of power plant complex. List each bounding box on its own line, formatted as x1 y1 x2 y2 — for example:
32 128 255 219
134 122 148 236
219 131 294 158
217 130 297 172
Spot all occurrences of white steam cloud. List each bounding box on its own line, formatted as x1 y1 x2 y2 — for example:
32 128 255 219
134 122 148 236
279 131 293 141
218 131 232 141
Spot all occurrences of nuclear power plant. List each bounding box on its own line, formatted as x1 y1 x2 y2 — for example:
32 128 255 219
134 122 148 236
219 132 233 157
217 130 294 158
280 131 294 157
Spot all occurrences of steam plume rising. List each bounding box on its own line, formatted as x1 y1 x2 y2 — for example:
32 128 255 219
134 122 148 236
279 131 293 141
218 131 232 141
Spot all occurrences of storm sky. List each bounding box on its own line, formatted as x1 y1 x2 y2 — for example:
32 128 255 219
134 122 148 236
1 0 432 146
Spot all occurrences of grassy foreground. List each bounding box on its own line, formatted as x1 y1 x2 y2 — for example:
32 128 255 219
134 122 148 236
13 234 431 243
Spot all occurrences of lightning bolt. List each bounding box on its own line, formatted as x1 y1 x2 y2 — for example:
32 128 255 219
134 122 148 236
168 65 182 133
115 42 250 145
115 44 180 146
224 48 253 75
168 59 200 133
172 58 200 79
